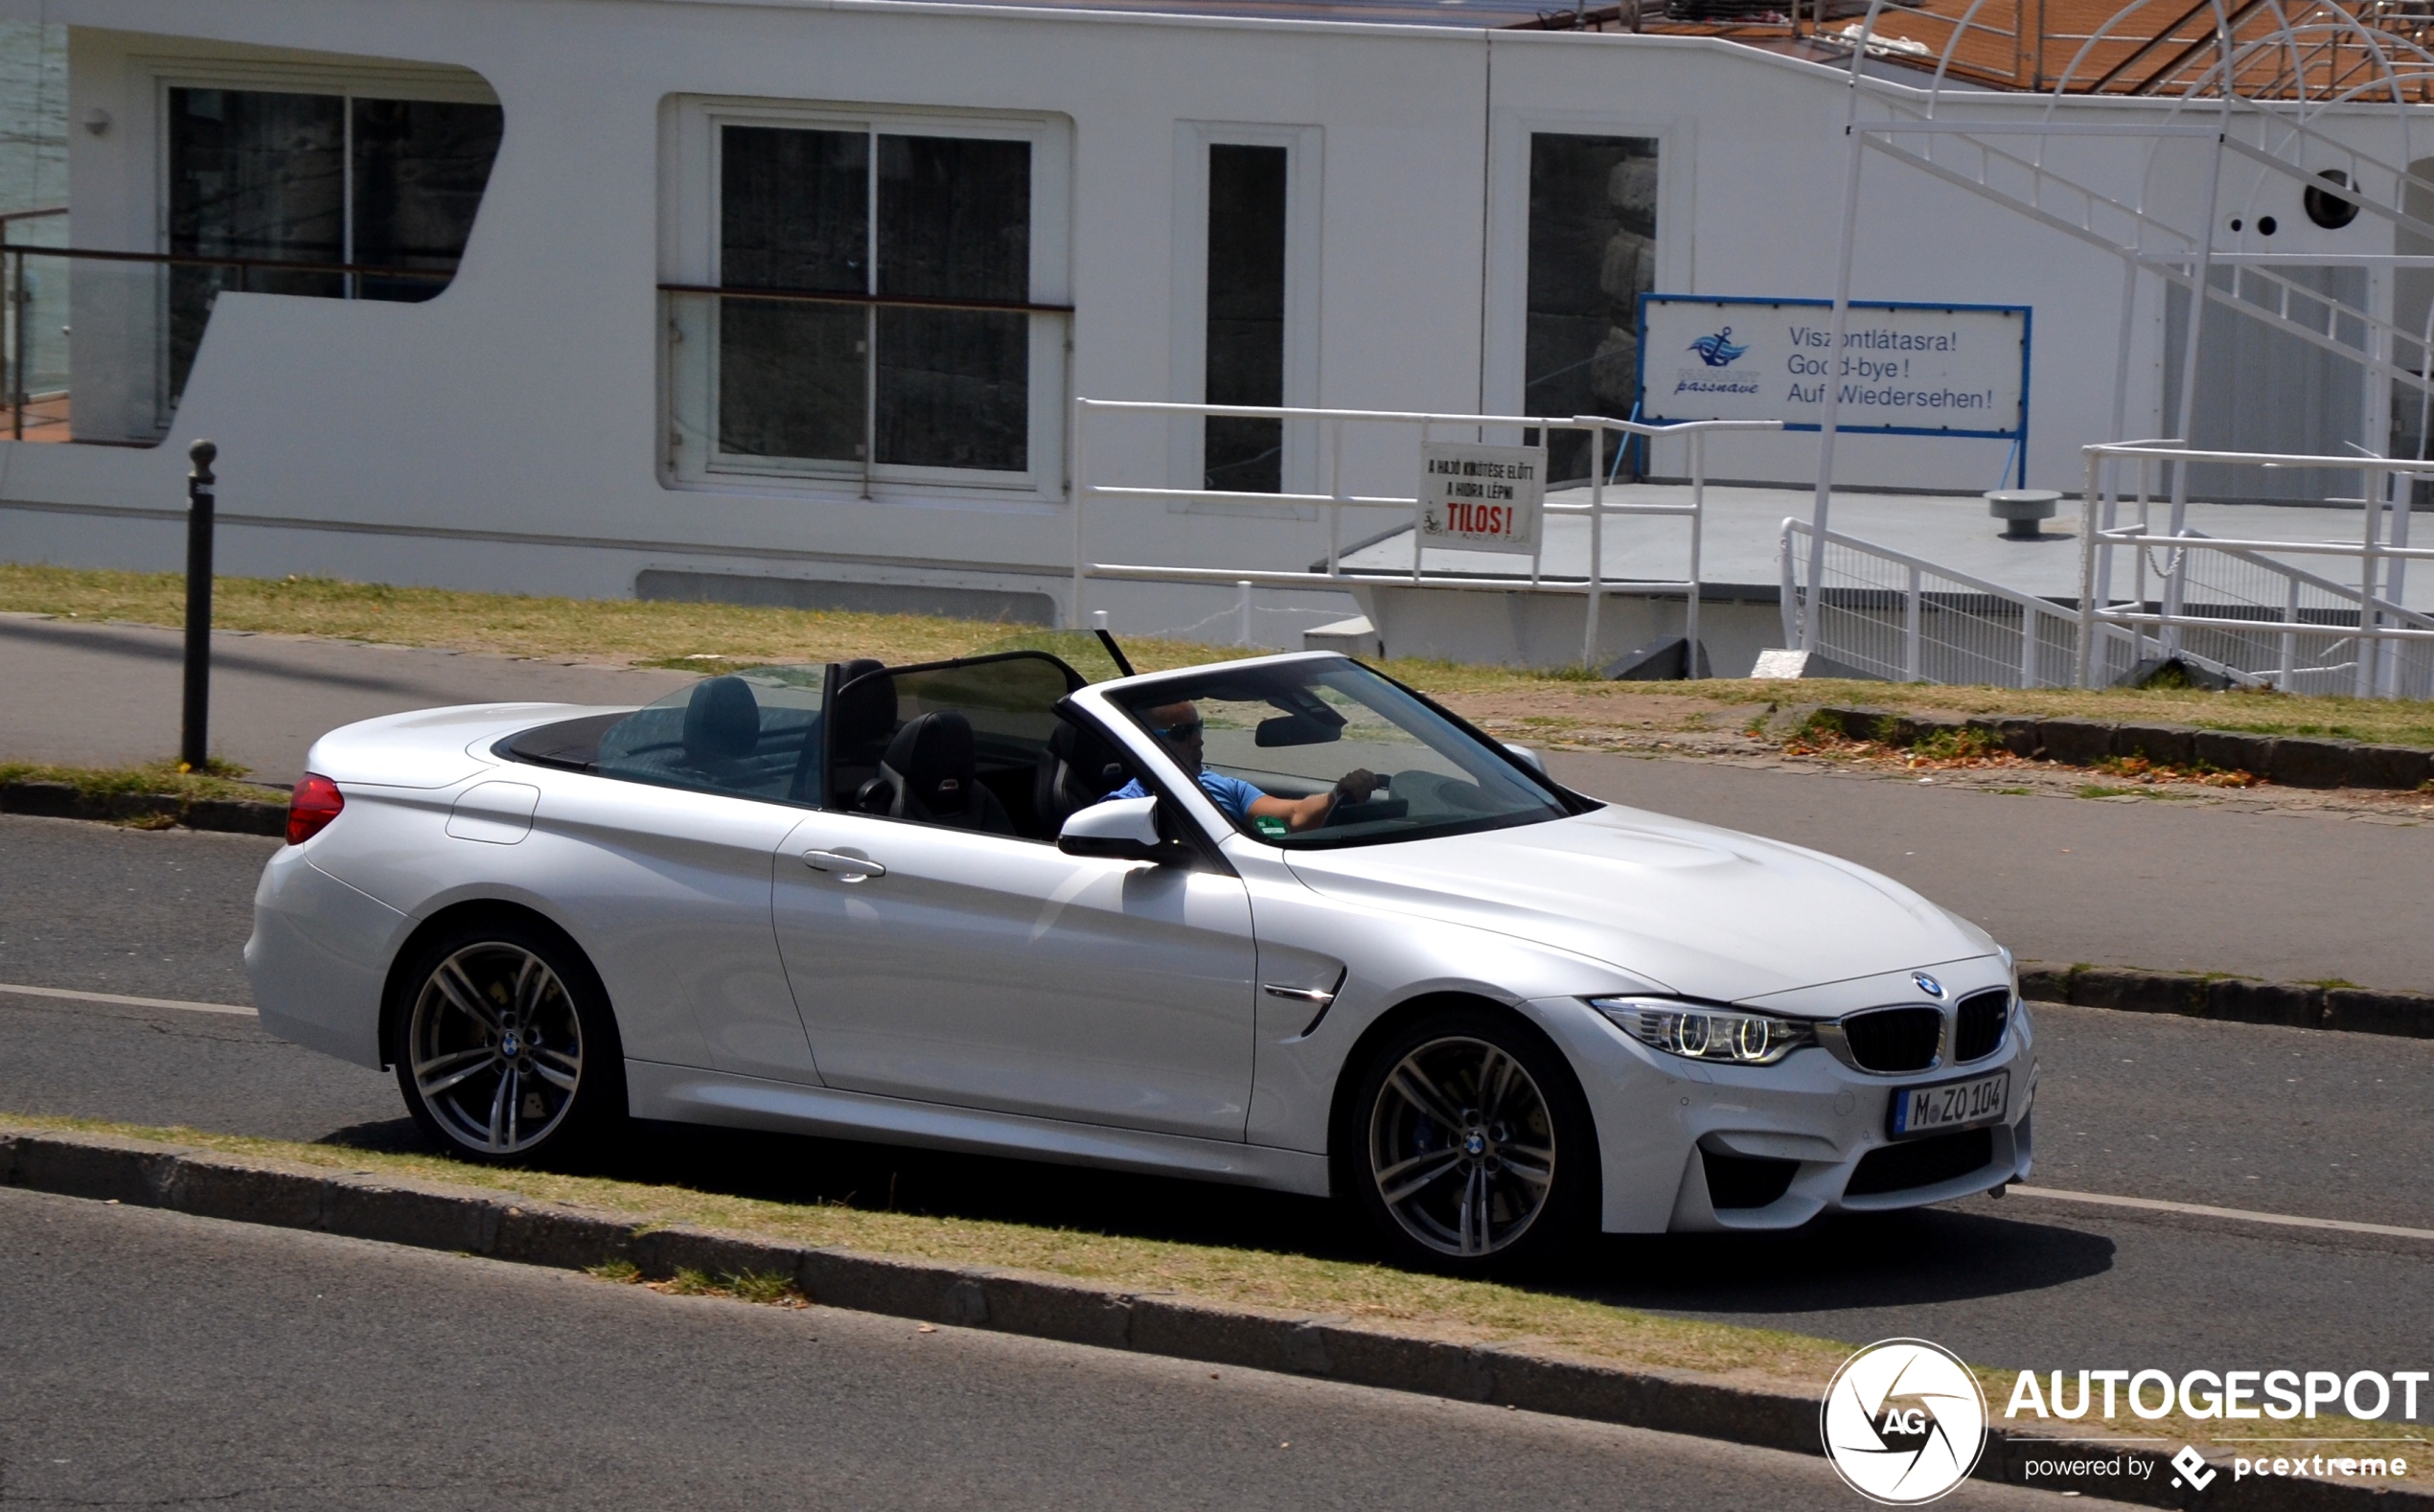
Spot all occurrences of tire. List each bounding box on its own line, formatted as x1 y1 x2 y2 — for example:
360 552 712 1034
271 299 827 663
1338 1005 1599 1273
390 915 625 1164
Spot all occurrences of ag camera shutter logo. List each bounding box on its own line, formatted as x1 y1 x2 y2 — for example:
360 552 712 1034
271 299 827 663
1821 1339 1988 1503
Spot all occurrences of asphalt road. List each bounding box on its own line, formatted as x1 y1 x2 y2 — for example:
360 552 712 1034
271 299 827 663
0 1189 2107 1512
2 812 2430 1394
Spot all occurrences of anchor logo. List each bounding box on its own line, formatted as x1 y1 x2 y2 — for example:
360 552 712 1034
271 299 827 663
1687 327 1749 367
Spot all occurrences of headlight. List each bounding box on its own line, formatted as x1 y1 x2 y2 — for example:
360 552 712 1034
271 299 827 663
1592 997 1817 1065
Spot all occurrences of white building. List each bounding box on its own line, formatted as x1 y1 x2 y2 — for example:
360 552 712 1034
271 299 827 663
0 0 2421 659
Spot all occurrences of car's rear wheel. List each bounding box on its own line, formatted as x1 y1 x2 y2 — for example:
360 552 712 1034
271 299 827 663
1342 1007 1597 1272
392 918 623 1162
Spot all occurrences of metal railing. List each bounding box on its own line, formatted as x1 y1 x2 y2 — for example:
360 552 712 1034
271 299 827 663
1780 516 2128 687
1070 398 1780 665
2077 442 2434 698
0 226 458 444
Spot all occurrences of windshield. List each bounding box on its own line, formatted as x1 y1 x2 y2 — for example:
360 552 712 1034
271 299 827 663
1106 658 1573 848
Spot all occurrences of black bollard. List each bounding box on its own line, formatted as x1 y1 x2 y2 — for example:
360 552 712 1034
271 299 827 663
179 439 217 771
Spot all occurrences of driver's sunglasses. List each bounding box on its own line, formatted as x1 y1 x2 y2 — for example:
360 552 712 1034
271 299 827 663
1152 719 1205 741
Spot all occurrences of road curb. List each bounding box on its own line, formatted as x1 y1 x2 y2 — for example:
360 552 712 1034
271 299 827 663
0 779 287 836
0 1124 2419 1507
1812 706 2434 791
2022 964 2434 1039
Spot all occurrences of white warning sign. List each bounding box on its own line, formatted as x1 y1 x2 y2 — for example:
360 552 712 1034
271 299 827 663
1417 443 1545 555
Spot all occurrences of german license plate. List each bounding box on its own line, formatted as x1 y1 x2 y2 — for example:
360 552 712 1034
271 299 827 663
1888 1070 2009 1139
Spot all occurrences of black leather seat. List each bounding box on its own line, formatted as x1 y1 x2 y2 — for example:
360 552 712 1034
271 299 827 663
828 658 897 804
862 711 1014 835
680 676 759 767
1032 717 1127 837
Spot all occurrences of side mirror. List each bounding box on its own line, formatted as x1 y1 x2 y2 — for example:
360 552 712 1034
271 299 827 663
1503 742 1547 775
1058 795 1178 863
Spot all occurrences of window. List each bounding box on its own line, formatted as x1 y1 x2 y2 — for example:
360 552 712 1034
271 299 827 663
1204 144 1288 493
665 105 1071 493
1108 660 1573 849
1524 134 1659 484
502 666 828 805
167 86 502 399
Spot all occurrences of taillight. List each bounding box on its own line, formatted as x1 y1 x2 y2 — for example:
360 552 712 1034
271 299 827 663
287 773 345 845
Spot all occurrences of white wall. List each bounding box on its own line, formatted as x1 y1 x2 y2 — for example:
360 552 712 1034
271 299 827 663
0 0 2420 634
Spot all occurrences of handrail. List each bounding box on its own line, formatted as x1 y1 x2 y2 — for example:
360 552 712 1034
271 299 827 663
1071 397 1780 667
0 241 454 281
657 282 1074 317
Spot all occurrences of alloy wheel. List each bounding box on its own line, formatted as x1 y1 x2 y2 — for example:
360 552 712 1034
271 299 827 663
407 942 585 1155
1366 1035 1557 1257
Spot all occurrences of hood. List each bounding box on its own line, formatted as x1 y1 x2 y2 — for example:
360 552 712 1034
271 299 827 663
1281 803 1994 1005
306 702 618 790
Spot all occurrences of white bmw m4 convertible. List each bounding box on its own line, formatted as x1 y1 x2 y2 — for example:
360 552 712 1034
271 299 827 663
247 645 2034 1270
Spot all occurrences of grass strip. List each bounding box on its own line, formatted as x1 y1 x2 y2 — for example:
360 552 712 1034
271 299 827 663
1 1111 2417 1453
8 561 2434 748
0 759 273 806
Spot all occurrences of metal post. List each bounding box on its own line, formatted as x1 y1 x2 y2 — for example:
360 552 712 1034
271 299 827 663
1903 561 1923 682
1583 423 1604 669
2278 574 2299 690
1779 521 1800 649
1805 99 1871 650
1326 417 1344 576
7 248 19 442
2165 124 2229 541
1236 580 1254 648
2076 450 2101 686
1685 429 1704 674
2356 476 2382 699
179 440 218 771
1069 398 1088 627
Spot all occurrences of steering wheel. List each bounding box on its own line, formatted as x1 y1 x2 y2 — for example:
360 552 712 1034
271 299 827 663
1320 770 1386 827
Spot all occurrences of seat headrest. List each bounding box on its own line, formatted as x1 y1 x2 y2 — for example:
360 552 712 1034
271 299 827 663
882 711 977 815
833 659 897 748
681 676 760 765
1047 718 1121 791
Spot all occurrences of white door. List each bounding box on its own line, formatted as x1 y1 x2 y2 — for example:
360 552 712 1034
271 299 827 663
771 811 1258 1139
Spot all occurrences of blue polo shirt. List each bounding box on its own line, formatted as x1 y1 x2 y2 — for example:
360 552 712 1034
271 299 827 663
1106 770 1266 823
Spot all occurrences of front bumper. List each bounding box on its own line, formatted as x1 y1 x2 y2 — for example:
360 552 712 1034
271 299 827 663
1528 993 2037 1234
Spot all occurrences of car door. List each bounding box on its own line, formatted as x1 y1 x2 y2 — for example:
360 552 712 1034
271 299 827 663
517 666 831 1084
770 656 1258 1139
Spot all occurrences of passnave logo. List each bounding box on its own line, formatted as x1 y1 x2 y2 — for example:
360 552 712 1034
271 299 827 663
1822 1339 1989 1504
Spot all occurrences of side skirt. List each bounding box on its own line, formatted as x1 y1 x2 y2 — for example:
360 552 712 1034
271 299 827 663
626 1061 1333 1197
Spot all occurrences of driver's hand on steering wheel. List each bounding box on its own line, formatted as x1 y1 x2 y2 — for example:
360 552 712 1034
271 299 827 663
1332 768 1379 807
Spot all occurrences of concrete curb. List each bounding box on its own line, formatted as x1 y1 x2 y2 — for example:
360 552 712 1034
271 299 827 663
2023 964 2434 1039
0 1124 2420 1508
0 779 287 836
1811 706 2434 791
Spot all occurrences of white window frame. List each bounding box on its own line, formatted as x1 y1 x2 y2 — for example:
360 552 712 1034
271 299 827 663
1482 110 1691 470
1166 121 1322 515
662 97 1072 504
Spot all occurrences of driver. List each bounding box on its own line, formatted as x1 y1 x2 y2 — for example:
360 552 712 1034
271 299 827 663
1104 700 1375 834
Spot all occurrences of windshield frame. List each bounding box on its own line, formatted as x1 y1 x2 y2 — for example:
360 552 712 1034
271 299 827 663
1100 653 1597 852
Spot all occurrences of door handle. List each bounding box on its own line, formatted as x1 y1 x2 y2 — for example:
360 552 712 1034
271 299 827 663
803 849 885 880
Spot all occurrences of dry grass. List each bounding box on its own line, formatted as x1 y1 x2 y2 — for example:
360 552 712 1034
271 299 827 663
2 1111 2420 1456
9 561 2434 748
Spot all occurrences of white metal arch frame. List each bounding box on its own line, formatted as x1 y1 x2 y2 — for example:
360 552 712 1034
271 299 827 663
1797 0 2434 650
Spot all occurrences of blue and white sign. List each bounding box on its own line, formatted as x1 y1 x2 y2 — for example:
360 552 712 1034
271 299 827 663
1636 294 2030 443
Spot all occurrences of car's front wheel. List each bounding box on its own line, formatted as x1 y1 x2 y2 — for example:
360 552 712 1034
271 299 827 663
391 918 624 1163
1342 1007 1598 1272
